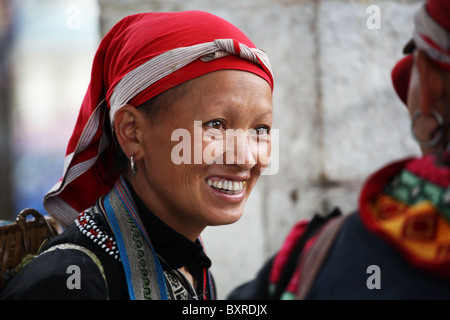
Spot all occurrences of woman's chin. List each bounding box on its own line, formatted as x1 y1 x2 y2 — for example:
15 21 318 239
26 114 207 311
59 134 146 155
207 208 244 227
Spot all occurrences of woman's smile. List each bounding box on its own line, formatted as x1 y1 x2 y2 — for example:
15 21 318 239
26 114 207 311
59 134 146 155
206 176 247 202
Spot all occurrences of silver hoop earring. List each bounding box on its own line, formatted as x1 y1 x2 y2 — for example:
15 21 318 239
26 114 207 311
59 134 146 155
130 154 138 175
411 109 444 148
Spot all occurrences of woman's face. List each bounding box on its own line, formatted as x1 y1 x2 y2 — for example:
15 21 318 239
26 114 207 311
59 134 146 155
407 54 434 154
134 70 273 240
407 50 450 155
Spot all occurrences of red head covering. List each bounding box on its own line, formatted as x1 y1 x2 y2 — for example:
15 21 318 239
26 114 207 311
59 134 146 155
44 11 274 227
391 54 414 105
391 0 450 106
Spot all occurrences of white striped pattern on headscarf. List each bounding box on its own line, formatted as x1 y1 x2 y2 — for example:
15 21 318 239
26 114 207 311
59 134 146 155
109 38 273 125
413 3 450 65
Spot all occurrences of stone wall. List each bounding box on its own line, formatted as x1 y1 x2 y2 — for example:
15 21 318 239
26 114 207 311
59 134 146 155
97 0 424 298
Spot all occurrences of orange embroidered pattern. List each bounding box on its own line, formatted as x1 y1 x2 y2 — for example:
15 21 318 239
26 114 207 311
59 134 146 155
362 157 450 276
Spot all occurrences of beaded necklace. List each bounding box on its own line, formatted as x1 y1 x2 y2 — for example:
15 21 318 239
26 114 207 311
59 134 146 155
75 208 120 261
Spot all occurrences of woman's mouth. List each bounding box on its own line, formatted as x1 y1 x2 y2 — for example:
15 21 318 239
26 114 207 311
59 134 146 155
206 178 246 195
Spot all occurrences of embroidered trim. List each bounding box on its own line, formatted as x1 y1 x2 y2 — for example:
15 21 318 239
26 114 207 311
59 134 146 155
124 209 152 300
104 185 166 300
164 270 189 300
75 208 120 261
385 169 450 221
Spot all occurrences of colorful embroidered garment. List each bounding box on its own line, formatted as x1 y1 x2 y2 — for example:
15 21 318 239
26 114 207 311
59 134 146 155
269 152 450 299
360 153 450 280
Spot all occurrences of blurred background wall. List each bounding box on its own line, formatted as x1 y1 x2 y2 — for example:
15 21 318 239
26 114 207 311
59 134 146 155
4 0 424 298
3 0 99 219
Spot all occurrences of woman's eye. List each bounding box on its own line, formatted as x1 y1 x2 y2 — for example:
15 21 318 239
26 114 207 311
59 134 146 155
205 120 224 130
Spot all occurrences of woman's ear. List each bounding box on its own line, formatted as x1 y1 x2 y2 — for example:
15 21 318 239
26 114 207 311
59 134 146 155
416 49 444 116
114 104 144 159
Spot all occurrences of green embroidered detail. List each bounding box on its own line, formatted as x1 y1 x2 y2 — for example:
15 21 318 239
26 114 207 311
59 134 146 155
125 211 152 300
424 183 442 204
385 170 450 221
268 283 297 300
280 292 296 300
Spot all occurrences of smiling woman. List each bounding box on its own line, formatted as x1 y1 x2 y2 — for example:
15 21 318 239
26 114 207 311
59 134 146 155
114 70 272 241
0 10 273 300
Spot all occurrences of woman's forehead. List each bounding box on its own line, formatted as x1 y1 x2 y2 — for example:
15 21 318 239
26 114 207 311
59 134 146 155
148 70 272 126
183 70 272 107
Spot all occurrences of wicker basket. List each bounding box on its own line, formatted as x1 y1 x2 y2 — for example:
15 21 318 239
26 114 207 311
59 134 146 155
0 208 62 287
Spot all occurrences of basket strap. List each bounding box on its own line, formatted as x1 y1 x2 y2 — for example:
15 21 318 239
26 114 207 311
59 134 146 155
16 208 58 254
296 214 349 299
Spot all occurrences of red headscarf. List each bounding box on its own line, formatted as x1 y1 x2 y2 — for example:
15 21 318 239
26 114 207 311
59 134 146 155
44 11 274 227
391 0 450 106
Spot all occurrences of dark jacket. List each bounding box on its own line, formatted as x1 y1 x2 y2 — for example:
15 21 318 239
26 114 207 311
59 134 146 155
229 155 450 300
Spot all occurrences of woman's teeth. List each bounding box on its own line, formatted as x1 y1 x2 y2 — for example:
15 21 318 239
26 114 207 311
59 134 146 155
207 179 246 194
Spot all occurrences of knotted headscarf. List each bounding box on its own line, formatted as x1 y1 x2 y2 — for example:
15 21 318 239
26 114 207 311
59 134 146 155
44 11 274 227
392 0 450 105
